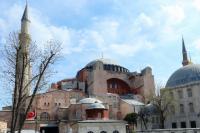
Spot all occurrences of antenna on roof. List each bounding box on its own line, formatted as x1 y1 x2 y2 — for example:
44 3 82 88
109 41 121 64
101 52 104 59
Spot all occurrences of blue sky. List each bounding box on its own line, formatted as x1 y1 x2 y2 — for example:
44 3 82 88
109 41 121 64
1 0 200 107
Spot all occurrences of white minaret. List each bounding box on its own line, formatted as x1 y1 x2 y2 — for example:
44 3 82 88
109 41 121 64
16 2 31 98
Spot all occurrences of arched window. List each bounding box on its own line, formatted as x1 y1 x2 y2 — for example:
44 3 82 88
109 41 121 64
180 104 184 113
111 65 114 71
171 105 175 114
119 67 122 72
178 90 183 99
113 130 119 133
87 131 94 133
100 131 107 133
114 66 117 71
189 102 194 112
76 110 81 119
170 91 173 99
187 88 192 97
40 112 50 120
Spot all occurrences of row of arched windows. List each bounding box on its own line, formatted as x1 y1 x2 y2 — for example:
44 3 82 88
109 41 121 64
104 64 129 73
88 131 119 133
170 102 195 114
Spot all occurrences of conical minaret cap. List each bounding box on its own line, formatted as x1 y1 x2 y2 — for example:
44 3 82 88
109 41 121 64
182 36 189 66
21 3 30 22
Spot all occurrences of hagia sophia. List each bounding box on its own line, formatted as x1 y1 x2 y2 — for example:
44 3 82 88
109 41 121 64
0 3 155 133
1 2 200 133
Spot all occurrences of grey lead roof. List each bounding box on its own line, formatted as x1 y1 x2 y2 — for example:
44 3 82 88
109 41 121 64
87 103 106 109
78 98 103 104
121 99 144 106
166 64 200 88
86 58 118 67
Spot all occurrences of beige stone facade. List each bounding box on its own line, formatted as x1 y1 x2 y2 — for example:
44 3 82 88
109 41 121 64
28 89 85 121
75 59 155 103
163 41 200 129
0 111 11 128
165 83 200 128
0 121 7 133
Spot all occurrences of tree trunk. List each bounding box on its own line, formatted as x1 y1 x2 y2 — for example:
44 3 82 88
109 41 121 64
160 113 165 129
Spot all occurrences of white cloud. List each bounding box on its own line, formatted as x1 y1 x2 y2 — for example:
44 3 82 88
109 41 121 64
193 38 200 50
135 13 154 28
92 19 119 42
108 39 154 57
192 0 200 12
161 5 185 24
109 43 141 56
0 4 22 40
159 24 181 43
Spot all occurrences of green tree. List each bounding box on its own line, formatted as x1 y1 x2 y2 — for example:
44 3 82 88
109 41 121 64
124 112 138 125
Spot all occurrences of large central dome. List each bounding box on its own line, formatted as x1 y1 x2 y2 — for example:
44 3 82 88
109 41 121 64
166 64 200 88
85 58 129 72
86 58 118 67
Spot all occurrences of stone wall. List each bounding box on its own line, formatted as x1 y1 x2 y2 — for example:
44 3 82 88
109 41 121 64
73 120 127 133
0 121 7 133
0 111 11 128
136 128 200 133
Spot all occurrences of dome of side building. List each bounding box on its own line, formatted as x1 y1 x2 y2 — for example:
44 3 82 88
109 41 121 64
87 103 106 110
78 98 103 104
166 64 200 88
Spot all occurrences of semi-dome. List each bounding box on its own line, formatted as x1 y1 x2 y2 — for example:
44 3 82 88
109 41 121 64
87 103 106 110
86 58 118 67
166 64 200 88
78 98 103 104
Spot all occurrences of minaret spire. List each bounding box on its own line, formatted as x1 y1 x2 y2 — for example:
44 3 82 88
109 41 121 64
13 1 31 128
17 2 31 96
182 36 189 66
21 1 30 34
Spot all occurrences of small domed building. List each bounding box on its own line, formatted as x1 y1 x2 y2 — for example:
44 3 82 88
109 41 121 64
86 102 109 120
70 98 127 133
164 38 200 128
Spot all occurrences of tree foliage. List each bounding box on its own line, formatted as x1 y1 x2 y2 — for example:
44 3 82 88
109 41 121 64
124 112 138 125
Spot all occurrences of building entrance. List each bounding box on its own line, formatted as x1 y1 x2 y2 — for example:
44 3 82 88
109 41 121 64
40 126 59 133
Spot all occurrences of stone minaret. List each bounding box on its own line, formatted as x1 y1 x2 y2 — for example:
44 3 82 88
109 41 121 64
182 37 189 66
16 3 31 99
